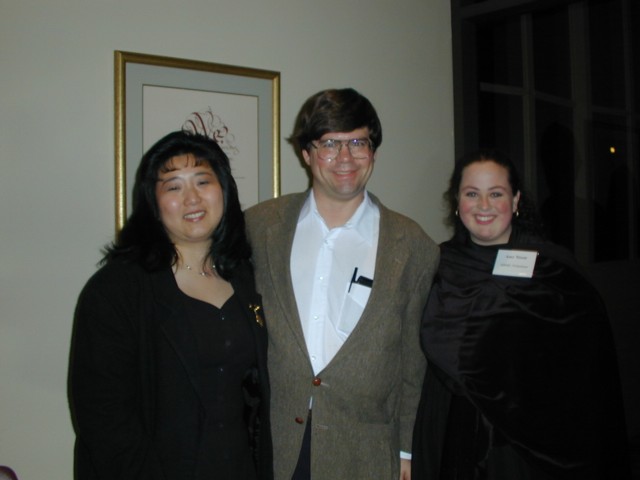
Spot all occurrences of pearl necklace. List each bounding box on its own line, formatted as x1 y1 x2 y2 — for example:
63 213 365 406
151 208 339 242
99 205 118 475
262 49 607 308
184 263 216 277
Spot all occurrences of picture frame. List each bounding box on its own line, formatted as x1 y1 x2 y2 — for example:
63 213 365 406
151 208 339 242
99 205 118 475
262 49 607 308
114 50 280 231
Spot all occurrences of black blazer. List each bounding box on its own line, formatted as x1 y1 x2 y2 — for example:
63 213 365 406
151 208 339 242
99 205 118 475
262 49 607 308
68 259 272 480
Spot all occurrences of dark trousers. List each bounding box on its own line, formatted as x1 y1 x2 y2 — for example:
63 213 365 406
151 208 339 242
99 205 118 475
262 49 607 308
291 411 311 480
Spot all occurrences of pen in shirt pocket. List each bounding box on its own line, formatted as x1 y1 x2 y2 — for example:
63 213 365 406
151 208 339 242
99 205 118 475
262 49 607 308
348 267 373 293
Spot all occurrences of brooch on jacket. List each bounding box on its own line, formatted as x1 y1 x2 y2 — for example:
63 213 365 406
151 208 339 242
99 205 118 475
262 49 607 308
249 304 264 327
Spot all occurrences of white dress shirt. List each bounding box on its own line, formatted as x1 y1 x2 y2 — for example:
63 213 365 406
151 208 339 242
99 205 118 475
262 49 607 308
290 191 379 375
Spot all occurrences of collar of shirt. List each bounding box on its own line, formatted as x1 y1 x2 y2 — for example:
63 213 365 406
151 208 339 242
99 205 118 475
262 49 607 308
297 190 377 243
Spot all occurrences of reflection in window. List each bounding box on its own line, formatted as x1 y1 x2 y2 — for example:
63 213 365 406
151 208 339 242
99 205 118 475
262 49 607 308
591 116 629 261
536 104 574 251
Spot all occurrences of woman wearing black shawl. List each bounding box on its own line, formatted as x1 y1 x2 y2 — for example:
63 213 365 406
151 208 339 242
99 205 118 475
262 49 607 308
412 150 630 479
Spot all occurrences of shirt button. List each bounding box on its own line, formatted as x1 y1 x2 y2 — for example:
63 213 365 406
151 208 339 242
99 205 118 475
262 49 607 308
295 417 305 424
312 377 322 386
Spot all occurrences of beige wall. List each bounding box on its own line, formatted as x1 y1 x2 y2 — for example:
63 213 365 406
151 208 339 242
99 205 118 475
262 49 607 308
0 1 453 478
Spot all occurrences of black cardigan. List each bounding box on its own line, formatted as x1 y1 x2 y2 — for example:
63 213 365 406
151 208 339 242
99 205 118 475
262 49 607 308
68 259 272 480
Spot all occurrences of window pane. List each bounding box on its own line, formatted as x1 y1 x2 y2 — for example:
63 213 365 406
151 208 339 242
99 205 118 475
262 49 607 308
478 91 524 170
589 0 625 108
477 17 522 86
590 114 629 261
536 102 575 250
532 7 571 97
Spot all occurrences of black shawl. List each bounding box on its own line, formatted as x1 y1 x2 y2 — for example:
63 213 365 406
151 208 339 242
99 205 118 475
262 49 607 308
413 230 630 479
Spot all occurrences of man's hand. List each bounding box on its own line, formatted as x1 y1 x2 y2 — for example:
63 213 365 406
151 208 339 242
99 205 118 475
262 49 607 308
399 458 411 480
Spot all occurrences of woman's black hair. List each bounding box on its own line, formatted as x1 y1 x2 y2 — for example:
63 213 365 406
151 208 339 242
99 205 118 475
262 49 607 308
102 130 250 280
288 88 382 156
444 149 545 243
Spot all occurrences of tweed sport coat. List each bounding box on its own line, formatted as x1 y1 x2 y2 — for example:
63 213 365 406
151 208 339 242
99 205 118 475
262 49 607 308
245 191 439 480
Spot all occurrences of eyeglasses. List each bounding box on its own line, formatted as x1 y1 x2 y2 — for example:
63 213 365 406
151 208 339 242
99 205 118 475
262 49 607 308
309 138 373 161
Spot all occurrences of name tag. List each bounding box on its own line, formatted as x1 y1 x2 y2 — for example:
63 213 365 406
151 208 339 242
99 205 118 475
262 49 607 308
492 249 537 278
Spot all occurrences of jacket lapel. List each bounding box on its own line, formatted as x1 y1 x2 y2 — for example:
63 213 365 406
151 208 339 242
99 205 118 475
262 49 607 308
150 269 205 409
265 193 310 356
360 196 409 323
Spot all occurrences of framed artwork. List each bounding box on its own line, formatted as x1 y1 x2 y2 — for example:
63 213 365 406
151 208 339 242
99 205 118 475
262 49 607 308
114 50 280 231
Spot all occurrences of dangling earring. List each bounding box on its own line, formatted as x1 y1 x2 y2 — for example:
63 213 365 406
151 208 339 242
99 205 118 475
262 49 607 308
455 209 459 217
515 210 520 217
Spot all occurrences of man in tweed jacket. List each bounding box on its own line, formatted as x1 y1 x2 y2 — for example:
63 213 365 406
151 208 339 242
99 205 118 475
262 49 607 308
245 88 439 480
